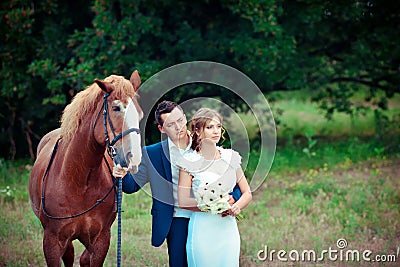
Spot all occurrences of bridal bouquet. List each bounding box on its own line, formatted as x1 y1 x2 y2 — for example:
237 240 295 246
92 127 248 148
195 181 231 215
194 180 244 220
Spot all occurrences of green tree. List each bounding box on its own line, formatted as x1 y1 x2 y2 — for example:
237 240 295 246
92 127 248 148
1 0 93 159
0 0 399 159
281 0 399 114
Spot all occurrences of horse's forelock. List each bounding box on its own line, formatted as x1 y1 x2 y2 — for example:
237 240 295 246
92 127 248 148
106 75 138 104
110 76 142 118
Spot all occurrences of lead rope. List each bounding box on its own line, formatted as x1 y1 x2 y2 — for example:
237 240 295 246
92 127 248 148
103 155 122 266
109 147 123 267
117 176 123 267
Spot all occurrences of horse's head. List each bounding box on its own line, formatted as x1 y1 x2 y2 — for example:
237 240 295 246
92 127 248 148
94 71 143 173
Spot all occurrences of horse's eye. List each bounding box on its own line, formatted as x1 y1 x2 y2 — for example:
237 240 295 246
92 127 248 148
112 106 121 112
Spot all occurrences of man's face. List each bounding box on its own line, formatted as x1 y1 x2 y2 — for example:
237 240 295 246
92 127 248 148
158 107 188 142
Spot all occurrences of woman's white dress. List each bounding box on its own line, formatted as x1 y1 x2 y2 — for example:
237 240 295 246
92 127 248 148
176 147 242 267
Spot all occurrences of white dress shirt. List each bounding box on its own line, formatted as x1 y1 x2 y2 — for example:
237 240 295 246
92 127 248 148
168 134 193 218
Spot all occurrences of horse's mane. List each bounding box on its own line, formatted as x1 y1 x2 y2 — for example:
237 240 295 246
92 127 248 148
60 75 137 142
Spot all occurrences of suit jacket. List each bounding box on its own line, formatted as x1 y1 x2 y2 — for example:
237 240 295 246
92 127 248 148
122 139 242 247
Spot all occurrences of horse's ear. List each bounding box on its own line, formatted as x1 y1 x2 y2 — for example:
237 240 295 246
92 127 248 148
94 79 114 94
130 70 141 92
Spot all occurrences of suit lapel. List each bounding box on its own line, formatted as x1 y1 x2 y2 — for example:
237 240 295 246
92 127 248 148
160 140 172 182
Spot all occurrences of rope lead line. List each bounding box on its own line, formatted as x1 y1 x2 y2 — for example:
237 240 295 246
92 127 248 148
117 177 123 267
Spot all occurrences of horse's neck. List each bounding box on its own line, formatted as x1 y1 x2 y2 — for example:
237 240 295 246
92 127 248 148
61 132 106 184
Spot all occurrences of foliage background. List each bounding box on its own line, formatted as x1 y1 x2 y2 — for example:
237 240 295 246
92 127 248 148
0 0 399 159
0 1 400 266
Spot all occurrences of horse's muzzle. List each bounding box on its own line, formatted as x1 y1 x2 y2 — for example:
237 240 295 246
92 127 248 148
128 165 138 174
112 148 129 168
121 151 139 174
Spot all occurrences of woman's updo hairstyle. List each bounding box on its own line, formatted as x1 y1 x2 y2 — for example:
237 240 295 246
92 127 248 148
190 108 224 151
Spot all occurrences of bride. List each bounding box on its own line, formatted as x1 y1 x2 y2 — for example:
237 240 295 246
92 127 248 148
177 108 252 267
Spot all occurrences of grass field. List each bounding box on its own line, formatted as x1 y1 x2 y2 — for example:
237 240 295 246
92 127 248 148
268 89 400 140
1 91 399 266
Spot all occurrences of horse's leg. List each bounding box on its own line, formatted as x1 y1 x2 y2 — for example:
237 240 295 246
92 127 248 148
79 249 90 267
80 229 111 266
62 240 75 267
43 231 63 267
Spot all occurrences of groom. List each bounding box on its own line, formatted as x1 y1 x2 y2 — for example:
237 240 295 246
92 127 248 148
113 100 241 266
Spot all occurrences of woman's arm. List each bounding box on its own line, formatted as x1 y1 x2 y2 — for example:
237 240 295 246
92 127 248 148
178 169 201 211
229 184 242 204
228 167 252 217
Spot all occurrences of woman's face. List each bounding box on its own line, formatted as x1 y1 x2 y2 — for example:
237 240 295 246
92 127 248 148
199 116 222 144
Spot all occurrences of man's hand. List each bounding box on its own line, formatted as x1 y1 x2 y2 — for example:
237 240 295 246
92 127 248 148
113 164 128 178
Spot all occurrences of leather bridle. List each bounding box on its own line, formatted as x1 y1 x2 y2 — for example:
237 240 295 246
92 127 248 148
97 93 140 165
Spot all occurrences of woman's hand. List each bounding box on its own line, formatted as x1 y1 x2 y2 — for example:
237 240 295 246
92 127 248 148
223 203 241 217
220 196 238 217
113 164 128 178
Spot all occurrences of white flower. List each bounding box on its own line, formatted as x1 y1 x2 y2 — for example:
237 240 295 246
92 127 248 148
209 197 231 214
195 181 231 215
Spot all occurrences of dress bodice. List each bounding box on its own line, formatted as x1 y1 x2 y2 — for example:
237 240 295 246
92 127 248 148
175 147 242 196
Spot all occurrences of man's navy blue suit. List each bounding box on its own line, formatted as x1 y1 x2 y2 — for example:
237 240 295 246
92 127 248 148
122 139 242 267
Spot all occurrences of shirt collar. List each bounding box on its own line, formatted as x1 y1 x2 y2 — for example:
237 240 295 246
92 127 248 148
168 131 192 152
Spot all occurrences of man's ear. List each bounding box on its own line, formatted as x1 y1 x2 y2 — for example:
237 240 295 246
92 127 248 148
158 124 165 134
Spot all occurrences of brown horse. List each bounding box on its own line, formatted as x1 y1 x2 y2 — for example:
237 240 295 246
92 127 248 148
28 71 143 266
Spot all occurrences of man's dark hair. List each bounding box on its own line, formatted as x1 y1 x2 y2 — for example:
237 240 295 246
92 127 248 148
154 100 182 126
